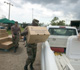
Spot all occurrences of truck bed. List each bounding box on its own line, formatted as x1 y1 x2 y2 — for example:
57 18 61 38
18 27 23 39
55 54 80 70
41 40 80 70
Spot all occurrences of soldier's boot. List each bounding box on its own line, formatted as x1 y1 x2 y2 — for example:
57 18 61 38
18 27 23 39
14 47 17 53
30 63 34 70
16 46 19 49
16 44 19 49
24 65 28 70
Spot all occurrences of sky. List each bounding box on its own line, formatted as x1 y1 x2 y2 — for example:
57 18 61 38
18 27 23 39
0 0 80 24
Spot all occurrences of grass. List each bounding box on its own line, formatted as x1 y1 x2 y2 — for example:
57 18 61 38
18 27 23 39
21 27 24 31
7 27 24 35
7 30 11 35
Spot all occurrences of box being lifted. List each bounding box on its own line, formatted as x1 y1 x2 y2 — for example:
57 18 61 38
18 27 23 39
27 26 50 44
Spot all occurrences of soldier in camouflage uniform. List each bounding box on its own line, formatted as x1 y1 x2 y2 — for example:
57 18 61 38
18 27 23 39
11 21 21 53
21 19 39 70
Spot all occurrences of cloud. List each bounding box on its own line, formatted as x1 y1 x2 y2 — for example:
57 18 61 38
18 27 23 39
9 0 80 19
10 3 56 23
72 0 80 19
18 0 79 5
9 0 22 8
9 0 62 5
68 0 79 3
1 0 80 24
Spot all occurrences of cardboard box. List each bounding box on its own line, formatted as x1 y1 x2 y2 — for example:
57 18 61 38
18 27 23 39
0 29 8 38
0 41 13 49
27 26 50 44
0 33 8 38
0 37 12 43
0 29 7 33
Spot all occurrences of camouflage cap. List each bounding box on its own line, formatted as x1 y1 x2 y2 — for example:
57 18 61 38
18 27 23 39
15 21 18 24
32 19 39 26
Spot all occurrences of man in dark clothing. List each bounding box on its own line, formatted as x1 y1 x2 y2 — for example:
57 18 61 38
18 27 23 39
11 21 21 53
21 19 39 70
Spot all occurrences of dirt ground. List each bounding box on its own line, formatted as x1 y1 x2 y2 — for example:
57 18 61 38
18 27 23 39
0 41 42 70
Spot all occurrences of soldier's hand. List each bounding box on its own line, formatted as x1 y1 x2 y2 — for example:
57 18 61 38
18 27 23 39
12 34 15 37
21 31 28 36
78 33 80 40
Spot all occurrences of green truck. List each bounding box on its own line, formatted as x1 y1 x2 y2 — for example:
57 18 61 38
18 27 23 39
70 20 80 29
70 20 80 33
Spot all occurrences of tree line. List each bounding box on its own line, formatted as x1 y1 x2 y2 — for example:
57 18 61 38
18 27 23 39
40 16 69 26
21 16 69 27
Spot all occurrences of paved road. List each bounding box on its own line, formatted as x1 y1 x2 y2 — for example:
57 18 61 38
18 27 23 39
0 41 42 70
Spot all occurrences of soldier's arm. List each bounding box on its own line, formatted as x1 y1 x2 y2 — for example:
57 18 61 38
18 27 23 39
11 26 15 37
11 26 14 35
21 27 28 36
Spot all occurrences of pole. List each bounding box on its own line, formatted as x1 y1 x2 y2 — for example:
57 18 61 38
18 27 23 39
32 8 33 20
8 3 10 19
4 1 13 20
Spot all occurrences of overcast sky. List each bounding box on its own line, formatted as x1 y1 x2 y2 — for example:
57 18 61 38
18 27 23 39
0 0 80 24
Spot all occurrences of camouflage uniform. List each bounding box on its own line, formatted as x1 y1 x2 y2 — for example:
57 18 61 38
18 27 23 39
11 22 21 52
26 44 37 65
12 34 19 47
21 19 39 70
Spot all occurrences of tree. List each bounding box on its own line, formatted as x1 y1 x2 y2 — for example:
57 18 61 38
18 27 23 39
51 17 59 25
58 20 65 26
39 23 44 26
51 17 66 26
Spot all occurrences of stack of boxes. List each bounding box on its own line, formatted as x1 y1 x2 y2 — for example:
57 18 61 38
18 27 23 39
0 29 13 49
0 29 8 38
